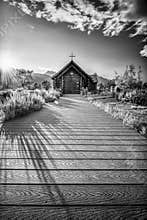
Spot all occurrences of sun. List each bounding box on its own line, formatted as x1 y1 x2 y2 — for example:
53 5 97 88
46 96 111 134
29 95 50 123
0 52 17 87
0 52 15 72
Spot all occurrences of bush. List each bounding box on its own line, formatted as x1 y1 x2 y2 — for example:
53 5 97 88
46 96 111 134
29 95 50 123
123 108 147 129
117 89 147 106
0 88 61 122
90 97 147 137
38 89 56 102
1 89 44 121
132 92 147 106
34 88 61 103
48 89 61 99
137 123 147 137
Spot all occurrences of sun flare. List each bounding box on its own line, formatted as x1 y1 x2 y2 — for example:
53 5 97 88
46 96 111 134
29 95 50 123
0 52 15 72
0 52 17 86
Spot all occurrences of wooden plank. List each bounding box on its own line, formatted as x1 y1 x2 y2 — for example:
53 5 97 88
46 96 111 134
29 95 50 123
0 185 147 205
2 121 125 124
0 206 147 219
1 121 134 124
0 129 139 135
1 126 131 130
3 121 112 124
1 145 147 152
0 139 146 145
0 130 139 134
1 127 136 131
0 170 146 184
1 135 145 140
0 159 147 170
1 151 147 159
1 131 138 136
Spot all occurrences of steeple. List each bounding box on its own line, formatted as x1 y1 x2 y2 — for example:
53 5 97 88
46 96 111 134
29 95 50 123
69 53 76 61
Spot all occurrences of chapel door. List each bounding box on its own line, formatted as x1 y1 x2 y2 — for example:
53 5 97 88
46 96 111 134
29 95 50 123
64 71 80 94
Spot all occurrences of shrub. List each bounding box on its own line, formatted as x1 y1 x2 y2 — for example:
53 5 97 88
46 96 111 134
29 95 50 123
0 88 61 122
48 89 61 99
137 123 147 137
38 89 56 102
90 97 147 137
123 108 147 129
1 89 44 121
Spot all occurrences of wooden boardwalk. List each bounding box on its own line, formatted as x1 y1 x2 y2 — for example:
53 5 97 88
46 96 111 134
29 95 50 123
0 95 147 219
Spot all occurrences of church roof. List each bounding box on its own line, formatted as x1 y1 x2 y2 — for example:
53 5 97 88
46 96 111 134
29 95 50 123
52 60 96 83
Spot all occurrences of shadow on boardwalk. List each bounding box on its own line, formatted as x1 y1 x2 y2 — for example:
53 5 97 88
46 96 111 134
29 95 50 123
0 100 81 218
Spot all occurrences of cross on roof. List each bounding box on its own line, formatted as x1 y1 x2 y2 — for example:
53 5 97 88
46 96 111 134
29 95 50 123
69 53 76 61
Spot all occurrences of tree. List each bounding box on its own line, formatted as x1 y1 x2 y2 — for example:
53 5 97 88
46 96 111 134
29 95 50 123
114 65 143 90
33 82 41 89
137 66 143 82
42 80 51 90
114 71 121 86
17 69 33 87
126 65 136 88
143 82 147 89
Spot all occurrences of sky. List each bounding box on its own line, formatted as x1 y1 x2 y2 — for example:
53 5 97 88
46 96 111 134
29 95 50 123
0 0 147 80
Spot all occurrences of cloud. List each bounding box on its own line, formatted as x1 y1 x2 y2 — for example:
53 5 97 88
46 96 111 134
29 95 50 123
140 45 147 57
129 20 147 39
38 66 50 73
3 0 147 57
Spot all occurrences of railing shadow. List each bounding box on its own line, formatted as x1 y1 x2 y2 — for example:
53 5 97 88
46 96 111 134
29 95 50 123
0 101 82 218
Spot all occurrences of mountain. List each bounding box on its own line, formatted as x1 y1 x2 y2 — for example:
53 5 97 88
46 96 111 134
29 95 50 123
32 72 53 84
45 70 56 77
96 74 110 86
